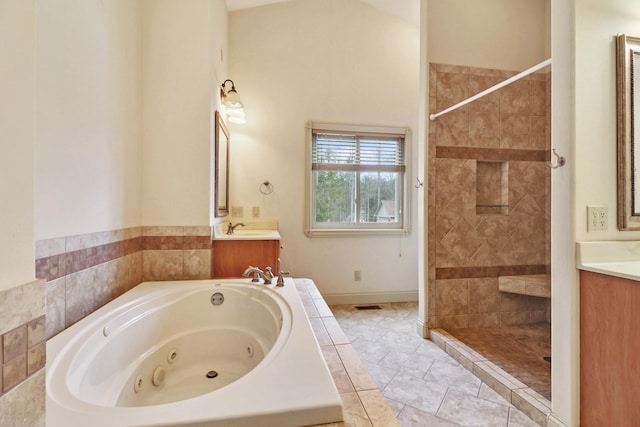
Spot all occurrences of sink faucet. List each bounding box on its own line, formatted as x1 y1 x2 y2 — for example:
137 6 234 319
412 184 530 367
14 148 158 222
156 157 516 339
227 222 245 235
242 266 275 284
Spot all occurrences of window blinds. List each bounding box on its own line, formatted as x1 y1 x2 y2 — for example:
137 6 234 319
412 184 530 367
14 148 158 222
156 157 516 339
311 130 405 172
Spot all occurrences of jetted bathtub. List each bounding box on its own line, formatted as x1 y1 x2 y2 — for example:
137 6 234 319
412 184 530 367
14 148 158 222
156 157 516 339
46 278 343 427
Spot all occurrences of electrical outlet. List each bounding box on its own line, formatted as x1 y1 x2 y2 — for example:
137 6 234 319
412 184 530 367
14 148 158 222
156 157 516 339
252 206 260 218
587 206 608 232
354 270 361 281
231 206 243 218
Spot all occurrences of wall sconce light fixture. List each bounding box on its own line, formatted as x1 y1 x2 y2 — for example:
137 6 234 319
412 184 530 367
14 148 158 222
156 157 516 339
220 79 246 124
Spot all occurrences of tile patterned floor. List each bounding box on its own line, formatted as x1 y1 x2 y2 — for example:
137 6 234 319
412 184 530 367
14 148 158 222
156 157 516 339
448 324 551 400
331 302 541 427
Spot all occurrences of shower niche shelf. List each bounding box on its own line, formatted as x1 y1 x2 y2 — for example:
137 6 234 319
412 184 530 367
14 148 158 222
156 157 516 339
498 274 550 298
476 161 508 215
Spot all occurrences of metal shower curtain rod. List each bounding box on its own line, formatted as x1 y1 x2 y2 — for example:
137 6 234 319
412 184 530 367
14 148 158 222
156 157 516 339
429 58 553 121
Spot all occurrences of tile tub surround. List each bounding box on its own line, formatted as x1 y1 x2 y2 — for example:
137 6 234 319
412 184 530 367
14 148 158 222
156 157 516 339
428 62 551 329
295 278 401 427
37 227 144 338
0 279 46 426
142 226 212 281
36 226 212 339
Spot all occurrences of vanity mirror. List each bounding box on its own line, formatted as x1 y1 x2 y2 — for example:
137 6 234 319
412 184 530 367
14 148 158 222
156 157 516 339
214 110 229 217
616 34 640 230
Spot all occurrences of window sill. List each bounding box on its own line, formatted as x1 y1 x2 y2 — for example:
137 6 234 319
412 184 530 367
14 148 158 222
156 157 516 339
305 228 409 237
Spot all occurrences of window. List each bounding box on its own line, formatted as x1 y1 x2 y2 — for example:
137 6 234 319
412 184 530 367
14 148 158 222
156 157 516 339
305 122 410 236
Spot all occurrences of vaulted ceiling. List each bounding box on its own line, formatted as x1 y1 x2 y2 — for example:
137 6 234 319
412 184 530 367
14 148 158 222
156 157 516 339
224 0 420 26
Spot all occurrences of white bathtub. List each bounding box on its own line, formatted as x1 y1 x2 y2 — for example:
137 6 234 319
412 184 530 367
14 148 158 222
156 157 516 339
47 278 343 427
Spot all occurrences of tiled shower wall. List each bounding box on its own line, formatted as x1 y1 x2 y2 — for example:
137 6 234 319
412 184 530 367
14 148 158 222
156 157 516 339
36 226 212 340
428 63 551 329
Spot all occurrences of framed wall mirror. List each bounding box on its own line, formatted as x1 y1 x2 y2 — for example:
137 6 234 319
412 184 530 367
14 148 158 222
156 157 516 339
616 34 640 230
214 110 229 217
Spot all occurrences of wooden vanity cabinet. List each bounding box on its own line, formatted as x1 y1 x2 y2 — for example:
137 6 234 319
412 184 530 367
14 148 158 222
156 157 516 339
580 270 640 426
212 240 280 278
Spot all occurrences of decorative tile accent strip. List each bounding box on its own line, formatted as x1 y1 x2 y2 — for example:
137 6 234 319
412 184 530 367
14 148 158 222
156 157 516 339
142 236 184 250
436 146 549 162
436 265 547 280
33 253 66 282
36 226 213 282
143 235 211 250
65 238 142 278
35 236 142 281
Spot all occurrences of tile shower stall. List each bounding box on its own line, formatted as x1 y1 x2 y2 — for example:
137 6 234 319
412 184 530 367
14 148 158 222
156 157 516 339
427 63 551 399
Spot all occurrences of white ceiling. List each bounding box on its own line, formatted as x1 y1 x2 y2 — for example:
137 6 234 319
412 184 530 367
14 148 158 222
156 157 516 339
224 0 420 26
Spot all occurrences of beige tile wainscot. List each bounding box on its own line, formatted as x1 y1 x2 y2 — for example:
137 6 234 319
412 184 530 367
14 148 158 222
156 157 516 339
294 278 401 427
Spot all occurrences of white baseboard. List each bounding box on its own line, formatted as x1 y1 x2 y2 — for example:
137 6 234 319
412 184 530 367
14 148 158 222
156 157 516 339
546 413 570 427
322 291 418 306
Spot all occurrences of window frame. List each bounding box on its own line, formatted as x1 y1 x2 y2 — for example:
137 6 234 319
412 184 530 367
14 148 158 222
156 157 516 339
305 121 411 237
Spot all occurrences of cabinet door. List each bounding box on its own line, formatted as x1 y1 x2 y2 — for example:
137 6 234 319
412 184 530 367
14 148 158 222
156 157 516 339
212 240 280 278
580 270 640 426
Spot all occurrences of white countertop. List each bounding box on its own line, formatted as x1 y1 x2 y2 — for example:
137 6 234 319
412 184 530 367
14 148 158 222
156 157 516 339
576 241 640 281
213 221 281 241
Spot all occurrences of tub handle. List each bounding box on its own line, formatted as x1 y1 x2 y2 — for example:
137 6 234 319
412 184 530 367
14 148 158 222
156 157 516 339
276 271 291 287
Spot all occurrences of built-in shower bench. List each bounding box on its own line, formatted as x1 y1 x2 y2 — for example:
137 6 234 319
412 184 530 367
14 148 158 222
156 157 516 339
498 274 551 298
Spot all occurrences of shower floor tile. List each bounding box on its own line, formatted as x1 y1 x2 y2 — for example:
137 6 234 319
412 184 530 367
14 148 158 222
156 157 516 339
331 302 542 426
447 323 551 400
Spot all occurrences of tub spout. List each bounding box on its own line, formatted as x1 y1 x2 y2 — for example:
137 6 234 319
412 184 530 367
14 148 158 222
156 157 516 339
243 266 275 284
242 266 263 282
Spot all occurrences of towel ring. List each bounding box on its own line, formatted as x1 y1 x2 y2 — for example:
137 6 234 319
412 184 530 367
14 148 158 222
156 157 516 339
259 180 274 195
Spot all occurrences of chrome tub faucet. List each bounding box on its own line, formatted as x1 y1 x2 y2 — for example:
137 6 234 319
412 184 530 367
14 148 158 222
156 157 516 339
242 266 275 284
242 266 263 282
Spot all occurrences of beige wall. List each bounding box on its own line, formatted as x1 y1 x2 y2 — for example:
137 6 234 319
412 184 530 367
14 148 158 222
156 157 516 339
551 1 640 426
574 0 640 241
35 0 230 236
0 0 36 291
428 0 549 70
35 0 142 241
0 2 44 425
141 0 228 226
228 0 420 300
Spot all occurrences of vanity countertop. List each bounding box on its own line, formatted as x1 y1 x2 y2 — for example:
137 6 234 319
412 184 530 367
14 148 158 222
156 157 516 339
576 241 640 281
213 221 281 241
